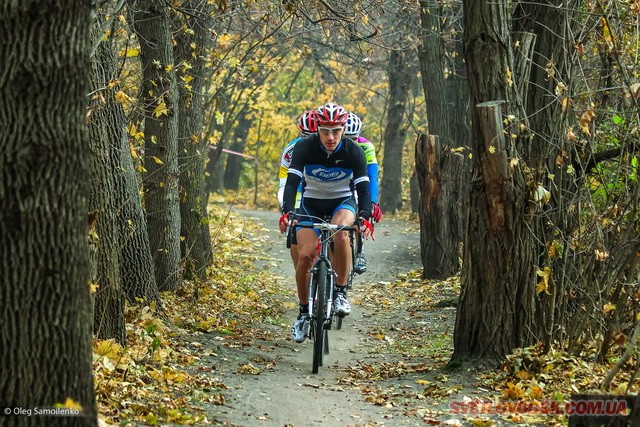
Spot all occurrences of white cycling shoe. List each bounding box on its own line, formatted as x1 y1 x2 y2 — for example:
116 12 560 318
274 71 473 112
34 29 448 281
291 313 310 343
334 292 351 316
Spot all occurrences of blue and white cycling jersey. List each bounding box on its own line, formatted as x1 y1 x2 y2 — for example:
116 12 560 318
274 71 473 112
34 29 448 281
282 135 371 220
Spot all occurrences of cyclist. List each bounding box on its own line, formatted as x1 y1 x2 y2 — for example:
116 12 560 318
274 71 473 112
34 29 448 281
279 102 373 343
277 110 318 269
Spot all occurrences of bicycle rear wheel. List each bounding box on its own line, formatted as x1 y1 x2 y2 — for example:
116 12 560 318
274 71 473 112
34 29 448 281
312 261 328 373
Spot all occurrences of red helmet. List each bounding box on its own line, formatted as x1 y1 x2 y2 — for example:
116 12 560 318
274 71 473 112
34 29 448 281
316 103 348 127
297 110 318 136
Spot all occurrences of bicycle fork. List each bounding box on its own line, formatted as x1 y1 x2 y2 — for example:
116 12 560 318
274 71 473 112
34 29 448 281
307 261 336 326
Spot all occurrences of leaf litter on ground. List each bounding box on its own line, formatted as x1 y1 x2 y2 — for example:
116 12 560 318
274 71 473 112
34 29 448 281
95 202 640 426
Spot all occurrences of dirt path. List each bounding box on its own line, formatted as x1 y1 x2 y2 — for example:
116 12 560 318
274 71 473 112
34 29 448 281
200 209 460 427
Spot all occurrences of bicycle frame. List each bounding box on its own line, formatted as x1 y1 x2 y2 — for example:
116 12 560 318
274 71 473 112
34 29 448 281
287 214 358 373
308 226 337 327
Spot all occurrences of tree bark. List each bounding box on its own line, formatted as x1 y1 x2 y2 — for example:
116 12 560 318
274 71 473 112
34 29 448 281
88 22 126 345
453 0 537 362
0 2 98 423
175 0 214 280
223 108 252 190
445 11 472 239
380 48 412 213
512 0 581 350
415 135 461 278
132 0 182 291
417 0 462 278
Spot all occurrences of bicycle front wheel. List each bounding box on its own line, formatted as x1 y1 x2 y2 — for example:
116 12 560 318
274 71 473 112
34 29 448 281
312 261 328 373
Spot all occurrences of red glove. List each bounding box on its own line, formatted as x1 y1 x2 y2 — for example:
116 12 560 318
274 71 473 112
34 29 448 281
359 218 374 239
279 213 289 234
371 203 382 223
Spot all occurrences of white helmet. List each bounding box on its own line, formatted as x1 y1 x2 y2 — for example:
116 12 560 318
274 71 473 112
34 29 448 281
344 112 362 139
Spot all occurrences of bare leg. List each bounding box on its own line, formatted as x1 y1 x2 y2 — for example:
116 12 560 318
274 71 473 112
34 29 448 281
295 228 318 305
289 244 299 270
330 209 356 287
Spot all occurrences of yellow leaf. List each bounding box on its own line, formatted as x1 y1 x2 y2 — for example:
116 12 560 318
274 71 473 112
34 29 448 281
165 64 173 72
580 106 596 135
488 145 496 154
601 18 613 45
118 47 139 57
215 110 224 125
218 33 232 47
114 90 129 104
153 102 168 118
503 382 525 400
93 339 123 360
152 156 164 165
536 266 552 295
57 398 83 411
529 384 543 399
603 302 616 314
505 67 513 87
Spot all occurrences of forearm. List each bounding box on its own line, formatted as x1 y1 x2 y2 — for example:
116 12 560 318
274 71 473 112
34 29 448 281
354 180 371 219
282 173 302 213
277 178 286 211
367 163 379 204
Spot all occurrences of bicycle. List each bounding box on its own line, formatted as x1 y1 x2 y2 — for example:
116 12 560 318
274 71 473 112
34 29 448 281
286 213 363 373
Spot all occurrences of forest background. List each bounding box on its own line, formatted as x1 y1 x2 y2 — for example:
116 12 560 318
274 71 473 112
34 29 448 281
1 0 640 426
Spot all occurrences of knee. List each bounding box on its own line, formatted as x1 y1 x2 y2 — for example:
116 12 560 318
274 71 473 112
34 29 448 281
332 232 349 248
298 249 316 267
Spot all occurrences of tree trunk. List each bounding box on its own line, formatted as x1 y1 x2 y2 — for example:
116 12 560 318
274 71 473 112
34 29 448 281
175 0 214 280
417 0 461 278
512 0 581 350
409 169 420 213
88 22 126 344
223 108 252 190
446 15 472 239
206 146 226 194
132 0 182 291
380 48 412 213
0 2 97 423
453 0 537 362
415 135 460 278
114 88 159 303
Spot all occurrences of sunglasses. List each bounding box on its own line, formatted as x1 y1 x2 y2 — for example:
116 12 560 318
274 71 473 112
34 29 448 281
318 127 344 136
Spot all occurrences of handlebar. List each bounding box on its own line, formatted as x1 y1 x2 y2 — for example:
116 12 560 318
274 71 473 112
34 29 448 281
285 213 360 248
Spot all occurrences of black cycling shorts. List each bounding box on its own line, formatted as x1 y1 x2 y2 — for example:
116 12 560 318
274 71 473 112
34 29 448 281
295 196 357 237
